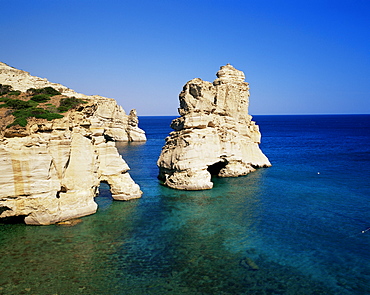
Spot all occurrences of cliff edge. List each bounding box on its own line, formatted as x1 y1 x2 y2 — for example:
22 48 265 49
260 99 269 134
0 62 145 225
157 64 271 190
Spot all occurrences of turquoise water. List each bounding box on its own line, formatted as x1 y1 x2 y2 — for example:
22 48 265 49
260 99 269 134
0 115 369 294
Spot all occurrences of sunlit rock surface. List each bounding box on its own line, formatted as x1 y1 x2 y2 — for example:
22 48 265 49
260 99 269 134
157 64 271 190
0 62 145 225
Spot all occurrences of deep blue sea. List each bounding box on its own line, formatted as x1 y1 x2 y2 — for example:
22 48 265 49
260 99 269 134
0 115 369 294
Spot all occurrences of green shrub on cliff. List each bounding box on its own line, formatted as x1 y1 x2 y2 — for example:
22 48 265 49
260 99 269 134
1 96 63 127
31 94 51 103
1 89 87 128
27 86 61 96
26 108 64 120
10 117 28 127
0 98 36 109
58 96 86 112
7 107 64 127
7 91 21 96
0 84 13 95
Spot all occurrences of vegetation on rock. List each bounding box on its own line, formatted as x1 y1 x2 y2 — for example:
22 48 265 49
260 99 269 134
7 90 21 96
0 98 37 109
31 94 52 103
0 85 87 128
58 96 87 112
8 108 64 127
27 86 61 96
0 84 14 95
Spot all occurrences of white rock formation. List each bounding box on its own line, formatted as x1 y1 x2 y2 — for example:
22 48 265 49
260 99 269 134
0 61 146 142
157 64 271 190
0 62 145 225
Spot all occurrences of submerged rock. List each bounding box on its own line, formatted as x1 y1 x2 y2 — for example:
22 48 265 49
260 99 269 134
240 257 260 271
0 62 145 225
157 64 271 190
56 218 83 226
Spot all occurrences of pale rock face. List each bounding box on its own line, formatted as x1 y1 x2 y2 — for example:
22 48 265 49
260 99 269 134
0 62 146 142
97 141 142 200
127 109 147 142
0 124 143 226
0 62 145 225
157 64 271 190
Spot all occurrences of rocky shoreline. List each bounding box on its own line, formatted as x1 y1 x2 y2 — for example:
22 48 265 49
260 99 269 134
0 62 271 224
0 62 145 225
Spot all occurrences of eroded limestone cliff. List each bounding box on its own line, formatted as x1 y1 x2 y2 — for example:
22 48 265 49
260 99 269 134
0 62 146 225
157 64 271 190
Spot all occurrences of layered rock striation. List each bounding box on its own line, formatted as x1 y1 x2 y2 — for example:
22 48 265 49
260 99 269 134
0 62 146 225
157 64 271 190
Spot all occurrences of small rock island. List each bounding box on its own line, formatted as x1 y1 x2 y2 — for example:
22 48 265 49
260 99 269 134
0 62 146 225
157 64 271 190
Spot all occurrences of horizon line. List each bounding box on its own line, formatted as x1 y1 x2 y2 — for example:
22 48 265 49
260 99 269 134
138 113 370 117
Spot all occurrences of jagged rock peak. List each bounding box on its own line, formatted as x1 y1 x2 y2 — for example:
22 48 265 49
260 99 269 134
157 64 271 191
214 63 245 84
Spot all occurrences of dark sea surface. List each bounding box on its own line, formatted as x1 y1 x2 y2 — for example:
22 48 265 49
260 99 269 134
1 115 369 294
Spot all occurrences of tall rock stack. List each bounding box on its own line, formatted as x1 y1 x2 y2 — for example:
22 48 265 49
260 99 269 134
157 64 271 190
0 62 146 225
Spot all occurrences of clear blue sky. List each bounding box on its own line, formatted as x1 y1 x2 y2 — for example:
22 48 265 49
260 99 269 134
1 0 369 115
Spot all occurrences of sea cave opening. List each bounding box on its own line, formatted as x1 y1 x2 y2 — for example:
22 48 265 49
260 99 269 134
96 181 114 210
104 134 115 142
98 181 114 198
207 161 227 176
0 206 27 224
0 215 28 224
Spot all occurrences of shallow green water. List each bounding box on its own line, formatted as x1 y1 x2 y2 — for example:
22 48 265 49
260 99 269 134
1 115 369 294
0 175 333 295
